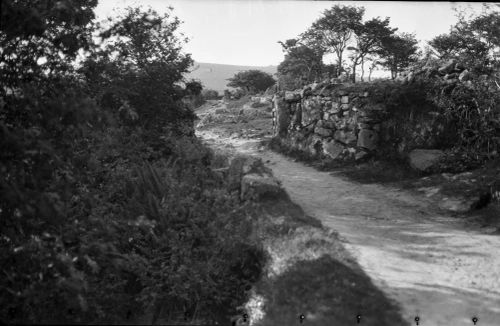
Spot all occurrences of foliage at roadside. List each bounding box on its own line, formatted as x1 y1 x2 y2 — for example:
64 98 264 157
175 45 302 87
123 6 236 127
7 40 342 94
1 3 265 324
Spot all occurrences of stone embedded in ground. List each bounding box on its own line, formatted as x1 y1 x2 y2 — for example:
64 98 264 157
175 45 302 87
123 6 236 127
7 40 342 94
240 173 284 201
357 129 378 151
438 197 476 213
355 150 370 161
408 149 445 171
227 155 271 191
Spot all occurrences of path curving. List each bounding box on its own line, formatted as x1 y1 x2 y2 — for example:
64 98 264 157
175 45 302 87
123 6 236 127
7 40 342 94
198 129 500 326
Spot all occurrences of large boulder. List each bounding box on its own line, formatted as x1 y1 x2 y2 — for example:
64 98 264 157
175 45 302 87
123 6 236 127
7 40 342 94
408 149 445 171
357 129 378 151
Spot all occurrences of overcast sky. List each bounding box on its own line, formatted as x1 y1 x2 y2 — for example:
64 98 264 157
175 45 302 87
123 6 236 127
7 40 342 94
95 1 493 66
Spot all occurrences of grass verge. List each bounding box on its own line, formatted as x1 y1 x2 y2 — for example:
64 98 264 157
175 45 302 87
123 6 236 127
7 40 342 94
244 177 409 326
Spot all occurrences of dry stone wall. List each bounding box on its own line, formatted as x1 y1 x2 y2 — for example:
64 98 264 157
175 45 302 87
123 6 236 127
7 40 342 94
272 82 386 161
271 58 495 169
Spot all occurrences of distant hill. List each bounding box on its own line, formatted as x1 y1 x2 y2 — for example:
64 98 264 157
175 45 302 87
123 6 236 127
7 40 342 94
185 62 278 93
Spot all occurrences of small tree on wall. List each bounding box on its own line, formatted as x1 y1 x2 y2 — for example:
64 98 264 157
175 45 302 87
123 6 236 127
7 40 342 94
227 70 276 94
378 32 419 79
301 5 365 77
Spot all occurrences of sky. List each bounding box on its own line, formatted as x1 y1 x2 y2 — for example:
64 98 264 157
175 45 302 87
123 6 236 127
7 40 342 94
94 1 493 67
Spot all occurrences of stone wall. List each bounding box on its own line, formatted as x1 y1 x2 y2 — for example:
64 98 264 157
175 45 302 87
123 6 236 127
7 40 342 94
271 58 495 169
272 82 386 161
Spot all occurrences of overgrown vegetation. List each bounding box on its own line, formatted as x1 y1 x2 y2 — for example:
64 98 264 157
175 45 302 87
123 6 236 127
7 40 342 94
0 2 265 324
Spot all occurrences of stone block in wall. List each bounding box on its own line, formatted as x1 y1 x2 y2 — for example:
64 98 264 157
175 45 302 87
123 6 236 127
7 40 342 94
276 97 291 136
334 130 357 146
330 102 340 114
358 122 371 129
357 115 381 124
438 59 456 75
284 91 301 103
290 103 302 128
323 120 336 129
459 69 471 82
307 135 323 156
311 82 327 93
301 99 322 126
301 87 312 97
322 139 344 159
408 149 445 171
357 129 378 151
314 127 333 137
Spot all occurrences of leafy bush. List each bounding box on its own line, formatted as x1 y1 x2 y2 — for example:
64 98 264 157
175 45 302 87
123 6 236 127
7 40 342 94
202 89 220 100
227 70 276 94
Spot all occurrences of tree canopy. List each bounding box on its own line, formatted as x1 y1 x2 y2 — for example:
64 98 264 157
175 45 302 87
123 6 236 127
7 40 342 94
379 32 419 79
277 39 324 87
227 70 276 94
429 8 500 70
349 17 397 82
301 5 365 77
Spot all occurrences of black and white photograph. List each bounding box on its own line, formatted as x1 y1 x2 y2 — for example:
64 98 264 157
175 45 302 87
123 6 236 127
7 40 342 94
1 0 500 325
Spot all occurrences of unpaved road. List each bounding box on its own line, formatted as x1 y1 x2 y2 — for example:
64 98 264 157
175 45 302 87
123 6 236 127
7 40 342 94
198 129 500 326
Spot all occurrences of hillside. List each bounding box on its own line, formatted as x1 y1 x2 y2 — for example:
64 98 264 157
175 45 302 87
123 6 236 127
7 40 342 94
185 62 278 93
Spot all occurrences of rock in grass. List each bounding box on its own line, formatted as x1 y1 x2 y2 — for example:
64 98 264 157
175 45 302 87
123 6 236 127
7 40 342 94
240 173 285 201
408 149 445 171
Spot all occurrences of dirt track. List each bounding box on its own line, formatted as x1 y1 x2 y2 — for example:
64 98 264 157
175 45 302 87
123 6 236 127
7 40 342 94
198 127 500 326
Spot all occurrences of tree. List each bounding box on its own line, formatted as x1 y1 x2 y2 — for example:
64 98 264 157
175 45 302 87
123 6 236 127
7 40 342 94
0 0 98 87
81 7 194 130
379 32 419 79
277 38 324 85
302 5 364 77
429 8 500 68
227 70 275 94
429 32 488 61
349 17 396 82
